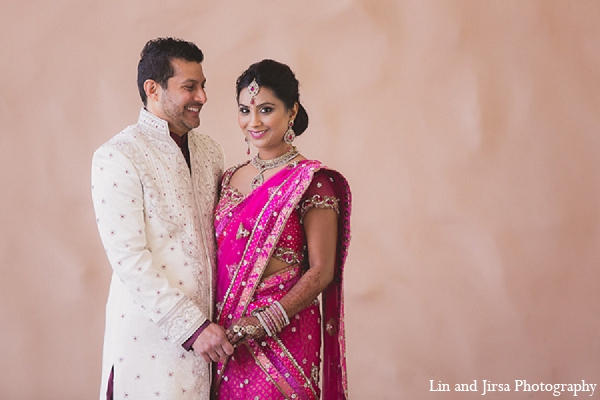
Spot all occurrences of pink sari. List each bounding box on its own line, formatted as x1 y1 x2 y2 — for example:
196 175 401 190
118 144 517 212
213 160 351 399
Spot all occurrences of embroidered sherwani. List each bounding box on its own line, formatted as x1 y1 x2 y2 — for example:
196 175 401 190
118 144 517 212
91 108 223 400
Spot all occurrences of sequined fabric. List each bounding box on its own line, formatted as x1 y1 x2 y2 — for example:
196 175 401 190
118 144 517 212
218 162 341 267
213 160 351 399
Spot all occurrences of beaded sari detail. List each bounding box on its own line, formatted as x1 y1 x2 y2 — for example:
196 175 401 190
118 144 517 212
213 160 351 399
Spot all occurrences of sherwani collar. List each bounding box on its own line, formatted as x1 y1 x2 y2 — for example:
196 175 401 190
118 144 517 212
138 107 171 137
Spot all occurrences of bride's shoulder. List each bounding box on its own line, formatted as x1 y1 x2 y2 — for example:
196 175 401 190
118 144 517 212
223 160 251 182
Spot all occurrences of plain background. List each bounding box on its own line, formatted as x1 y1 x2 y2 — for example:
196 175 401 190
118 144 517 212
1 1 599 399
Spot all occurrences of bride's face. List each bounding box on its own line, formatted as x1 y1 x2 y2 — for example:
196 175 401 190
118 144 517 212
238 86 297 156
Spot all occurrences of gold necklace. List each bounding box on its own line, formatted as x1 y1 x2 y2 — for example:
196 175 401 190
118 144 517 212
251 146 299 189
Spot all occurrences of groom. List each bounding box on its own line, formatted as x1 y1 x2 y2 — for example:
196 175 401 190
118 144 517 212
91 37 233 400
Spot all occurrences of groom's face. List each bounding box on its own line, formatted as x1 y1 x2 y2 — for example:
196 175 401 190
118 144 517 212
154 58 207 136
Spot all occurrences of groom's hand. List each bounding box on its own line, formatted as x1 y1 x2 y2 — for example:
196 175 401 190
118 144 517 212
192 323 234 363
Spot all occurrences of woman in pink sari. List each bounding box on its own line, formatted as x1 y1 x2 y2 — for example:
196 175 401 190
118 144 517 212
212 59 351 399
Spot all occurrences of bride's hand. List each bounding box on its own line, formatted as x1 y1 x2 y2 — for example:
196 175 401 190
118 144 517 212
226 316 265 346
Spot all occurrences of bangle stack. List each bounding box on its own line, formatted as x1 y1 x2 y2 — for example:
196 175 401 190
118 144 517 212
253 300 290 337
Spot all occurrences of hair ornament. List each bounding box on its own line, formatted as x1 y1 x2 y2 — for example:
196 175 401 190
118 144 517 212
248 79 260 104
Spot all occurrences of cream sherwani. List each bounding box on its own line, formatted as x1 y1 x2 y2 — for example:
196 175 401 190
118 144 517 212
91 108 223 400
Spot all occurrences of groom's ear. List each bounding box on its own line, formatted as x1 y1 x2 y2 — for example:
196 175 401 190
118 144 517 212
144 79 161 104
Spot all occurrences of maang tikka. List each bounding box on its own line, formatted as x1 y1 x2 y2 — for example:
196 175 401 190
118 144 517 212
248 78 259 104
284 120 296 144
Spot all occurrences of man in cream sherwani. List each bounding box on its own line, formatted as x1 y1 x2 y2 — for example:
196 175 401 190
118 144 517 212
91 37 233 400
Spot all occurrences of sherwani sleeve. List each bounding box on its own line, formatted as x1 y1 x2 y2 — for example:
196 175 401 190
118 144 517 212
91 145 207 346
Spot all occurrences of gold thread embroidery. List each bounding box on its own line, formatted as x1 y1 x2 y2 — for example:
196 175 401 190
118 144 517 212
300 195 339 222
236 223 250 239
273 334 319 398
272 246 304 265
311 364 320 384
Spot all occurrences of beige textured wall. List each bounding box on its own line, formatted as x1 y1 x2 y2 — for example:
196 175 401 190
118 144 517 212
1 1 599 399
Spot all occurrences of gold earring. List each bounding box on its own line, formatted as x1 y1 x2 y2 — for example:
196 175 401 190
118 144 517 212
284 121 295 144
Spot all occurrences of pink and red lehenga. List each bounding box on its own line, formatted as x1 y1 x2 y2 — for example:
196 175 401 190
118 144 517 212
212 159 351 399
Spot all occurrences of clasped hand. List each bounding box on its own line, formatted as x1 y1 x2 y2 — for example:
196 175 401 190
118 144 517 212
226 316 266 347
192 323 234 363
